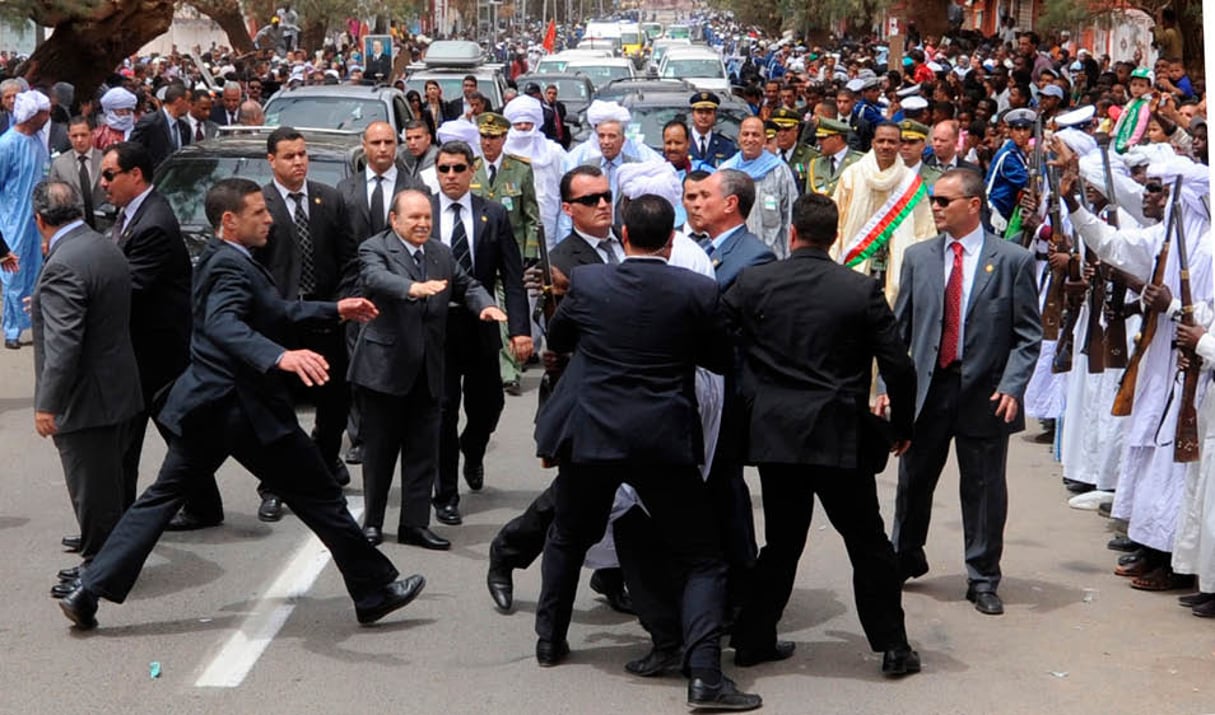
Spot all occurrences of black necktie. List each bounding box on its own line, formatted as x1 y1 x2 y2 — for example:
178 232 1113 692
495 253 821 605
289 192 316 296
699 136 708 157
78 156 95 228
111 209 125 244
195 121 205 142
488 163 498 187
413 249 426 279
598 238 619 264
449 203 472 273
369 176 385 234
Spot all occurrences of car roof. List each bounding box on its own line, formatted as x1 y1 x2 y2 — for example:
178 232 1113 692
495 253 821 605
266 84 402 100
172 129 362 158
517 72 593 83
596 78 697 96
565 57 633 67
662 47 721 59
618 91 747 109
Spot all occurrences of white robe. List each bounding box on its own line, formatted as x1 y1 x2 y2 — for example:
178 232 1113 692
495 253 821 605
1173 302 1215 590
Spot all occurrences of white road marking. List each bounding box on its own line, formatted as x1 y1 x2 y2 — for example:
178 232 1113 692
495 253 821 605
194 496 364 688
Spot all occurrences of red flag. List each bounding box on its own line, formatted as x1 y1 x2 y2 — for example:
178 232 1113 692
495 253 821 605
543 19 557 53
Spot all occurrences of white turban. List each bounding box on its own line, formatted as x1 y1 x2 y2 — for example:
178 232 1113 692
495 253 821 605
586 99 630 128
1147 154 1210 222
12 90 50 125
617 160 683 210
100 86 137 111
1055 127 1097 159
1077 152 1127 200
503 95 544 128
436 119 483 158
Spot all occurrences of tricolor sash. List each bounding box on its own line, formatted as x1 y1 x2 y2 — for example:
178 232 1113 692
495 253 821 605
840 171 927 267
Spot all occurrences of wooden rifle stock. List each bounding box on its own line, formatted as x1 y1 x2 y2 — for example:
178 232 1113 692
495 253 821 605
1052 251 1084 373
1172 176 1200 462
1094 134 1129 368
1085 257 1107 374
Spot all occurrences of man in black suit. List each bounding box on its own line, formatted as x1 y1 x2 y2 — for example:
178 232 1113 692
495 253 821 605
723 192 921 676
30 181 143 591
337 121 429 464
532 194 759 710
883 168 1041 616
543 84 570 149
185 89 220 142
349 190 505 551
98 142 193 511
365 39 393 81
128 82 191 170
429 141 531 526
211 83 242 126
57 178 425 630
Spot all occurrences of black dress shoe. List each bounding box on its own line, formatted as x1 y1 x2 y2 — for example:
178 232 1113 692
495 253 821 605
1107 535 1140 552
625 647 682 677
1179 591 1215 608
487 564 514 613
166 510 223 531
463 462 484 491
363 526 383 546
51 578 80 599
355 575 426 625
58 566 81 581
61 534 81 553
1118 549 1146 567
4 339 19 350
58 584 99 629
1193 598 1215 618
881 646 922 676
966 589 1004 615
503 379 522 396
589 569 635 615
734 640 795 667
434 503 463 526
344 444 363 465
258 494 284 522
686 676 762 711
1064 478 1095 494
398 526 451 550
331 460 352 487
535 638 570 667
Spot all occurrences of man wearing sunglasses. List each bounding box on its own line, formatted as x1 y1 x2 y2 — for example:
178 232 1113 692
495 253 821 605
429 141 531 528
880 167 1041 617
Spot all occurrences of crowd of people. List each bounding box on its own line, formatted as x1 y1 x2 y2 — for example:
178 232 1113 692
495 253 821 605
0 7 1210 712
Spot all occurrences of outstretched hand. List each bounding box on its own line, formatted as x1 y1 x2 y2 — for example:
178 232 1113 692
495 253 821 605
337 297 379 323
278 349 330 387
480 306 508 322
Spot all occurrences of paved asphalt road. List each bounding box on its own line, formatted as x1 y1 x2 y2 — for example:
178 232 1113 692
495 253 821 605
1 345 1212 714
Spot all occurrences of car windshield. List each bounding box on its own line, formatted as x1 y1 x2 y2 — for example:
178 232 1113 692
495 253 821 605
543 79 591 102
621 32 641 45
263 97 384 132
624 105 746 150
536 59 567 73
403 76 500 108
667 26 690 39
566 64 631 88
156 156 348 228
662 59 723 79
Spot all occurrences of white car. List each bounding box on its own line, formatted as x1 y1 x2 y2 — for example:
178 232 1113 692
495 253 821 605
535 49 614 74
657 48 729 92
563 57 637 91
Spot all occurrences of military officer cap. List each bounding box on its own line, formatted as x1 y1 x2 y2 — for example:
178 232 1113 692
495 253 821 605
895 85 921 99
477 112 511 136
816 117 852 137
899 119 931 141
1004 108 1036 128
901 96 929 113
764 121 779 138
844 78 866 93
690 91 721 109
770 107 802 128
859 76 881 91
1055 105 1096 129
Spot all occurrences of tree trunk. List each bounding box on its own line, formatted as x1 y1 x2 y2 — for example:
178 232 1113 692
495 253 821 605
190 1 256 53
1176 0 1204 79
20 0 175 102
301 20 327 52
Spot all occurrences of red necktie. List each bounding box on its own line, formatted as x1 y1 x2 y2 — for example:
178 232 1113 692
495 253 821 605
939 241 964 369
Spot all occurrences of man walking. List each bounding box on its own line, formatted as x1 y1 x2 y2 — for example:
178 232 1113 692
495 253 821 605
0 90 51 350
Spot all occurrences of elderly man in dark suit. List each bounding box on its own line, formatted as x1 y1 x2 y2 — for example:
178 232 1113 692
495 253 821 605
128 82 191 169
30 181 143 594
47 117 104 229
532 194 760 711
98 142 193 510
723 192 921 676
57 177 424 630
428 141 531 526
350 189 505 550
882 168 1042 616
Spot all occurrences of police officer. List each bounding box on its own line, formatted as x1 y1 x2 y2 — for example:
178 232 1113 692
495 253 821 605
806 118 863 197
984 107 1035 237
770 107 817 195
849 76 886 152
688 91 738 168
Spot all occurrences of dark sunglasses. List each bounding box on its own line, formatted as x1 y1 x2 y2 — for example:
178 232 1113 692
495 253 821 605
930 195 975 207
1144 182 1164 193
436 163 469 174
567 191 612 207
101 168 129 182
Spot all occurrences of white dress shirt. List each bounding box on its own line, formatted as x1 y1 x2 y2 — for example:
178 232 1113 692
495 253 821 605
438 191 475 268
117 185 154 233
943 224 985 360
274 179 309 219
575 228 622 263
366 165 397 224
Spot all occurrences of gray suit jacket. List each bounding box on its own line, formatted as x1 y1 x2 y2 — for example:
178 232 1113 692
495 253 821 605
48 149 105 214
348 233 495 399
893 231 1041 436
32 222 143 433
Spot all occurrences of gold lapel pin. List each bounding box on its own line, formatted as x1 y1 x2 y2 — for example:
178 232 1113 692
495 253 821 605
985 264 994 273
314 197 321 205
481 215 488 223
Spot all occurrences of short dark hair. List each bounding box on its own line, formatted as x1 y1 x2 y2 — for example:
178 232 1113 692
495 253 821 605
872 121 901 137
67 114 90 130
463 74 478 84
205 177 262 229
267 126 304 155
104 142 154 185
622 194 675 250
403 119 429 132
790 193 838 247
717 168 756 219
940 167 984 198
437 140 475 165
163 83 188 105
560 165 604 201
662 119 688 139
683 169 712 186
32 180 83 227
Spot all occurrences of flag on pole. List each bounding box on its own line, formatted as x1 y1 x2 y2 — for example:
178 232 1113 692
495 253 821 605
543 19 557 53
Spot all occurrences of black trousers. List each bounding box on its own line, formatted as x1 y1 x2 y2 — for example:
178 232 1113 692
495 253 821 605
613 505 682 652
82 398 398 606
734 464 908 653
360 380 439 532
536 462 727 677
489 483 556 571
121 410 169 510
892 369 1009 592
436 312 504 507
293 325 350 468
54 422 129 562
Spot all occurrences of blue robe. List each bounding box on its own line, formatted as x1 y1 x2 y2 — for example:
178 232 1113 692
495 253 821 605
0 128 48 340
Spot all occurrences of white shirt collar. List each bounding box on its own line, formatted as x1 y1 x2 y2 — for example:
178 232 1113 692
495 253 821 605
274 178 307 205
575 227 613 250
439 190 472 215
831 145 850 163
945 224 985 252
366 164 398 185
48 219 85 252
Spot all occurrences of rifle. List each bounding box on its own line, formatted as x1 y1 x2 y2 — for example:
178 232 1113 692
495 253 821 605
1051 165 1083 373
1017 117 1045 249
1040 226 1067 341
1083 252 1106 373
1111 178 1179 416
1173 176 1200 462
1095 132 1129 368
531 225 562 407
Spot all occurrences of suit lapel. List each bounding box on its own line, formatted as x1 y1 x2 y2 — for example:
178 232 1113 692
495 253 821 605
925 236 946 321
386 234 422 280
964 235 1001 320
472 196 487 266
429 196 442 242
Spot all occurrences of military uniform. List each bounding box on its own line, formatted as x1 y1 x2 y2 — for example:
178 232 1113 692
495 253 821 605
770 107 819 195
806 118 862 197
688 91 739 168
898 119 944 192
984 108 1035 236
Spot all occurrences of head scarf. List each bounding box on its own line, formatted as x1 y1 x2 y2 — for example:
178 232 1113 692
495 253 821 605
586 100 630 128
436 118 483 158
503 95 558 166
617 160 687 227
100 87 137 132
12 90 50 125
